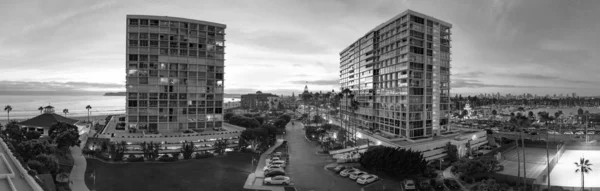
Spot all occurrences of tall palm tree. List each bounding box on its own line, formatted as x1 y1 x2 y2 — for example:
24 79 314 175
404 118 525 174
86 105 92 123
314 92 321 126
63 109 69 117
514 114 531 188
4 105 12 122
545 121 551 189
341 88 352 147
38 106 44 114
336 92 345 147
575 157 592 191
349 97 360 147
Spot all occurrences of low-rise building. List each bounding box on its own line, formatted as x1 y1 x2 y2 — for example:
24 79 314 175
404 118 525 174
240 91 278 111
17 105 88 136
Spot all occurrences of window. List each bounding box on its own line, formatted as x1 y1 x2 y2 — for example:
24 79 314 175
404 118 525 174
140 33 148 39
129 19 139 25
129 40 138 47
129 33 138 39
150 41 158 47
129 54 138 61
140 19 148 26
139 40 148 47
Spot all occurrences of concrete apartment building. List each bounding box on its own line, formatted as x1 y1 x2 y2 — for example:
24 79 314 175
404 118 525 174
335 10 485 161
125 15 225 133
340 9 452 140
240 91 278 110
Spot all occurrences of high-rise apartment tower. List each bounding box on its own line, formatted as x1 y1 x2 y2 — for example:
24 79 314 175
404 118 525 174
125 15 226 132
339 10 451 141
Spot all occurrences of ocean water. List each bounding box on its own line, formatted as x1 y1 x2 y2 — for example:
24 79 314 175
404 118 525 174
0 95 240 119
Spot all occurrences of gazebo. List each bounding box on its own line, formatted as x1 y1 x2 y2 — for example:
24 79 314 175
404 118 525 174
17 105 81 136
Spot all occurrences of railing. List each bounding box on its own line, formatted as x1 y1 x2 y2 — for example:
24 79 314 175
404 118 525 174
0 138 44 191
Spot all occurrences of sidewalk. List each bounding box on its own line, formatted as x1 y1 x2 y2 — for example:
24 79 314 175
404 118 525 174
442 166 468 191
243 139 286 191
69 127 91 191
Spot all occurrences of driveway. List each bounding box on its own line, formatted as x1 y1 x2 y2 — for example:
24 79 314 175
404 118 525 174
285 120 363 191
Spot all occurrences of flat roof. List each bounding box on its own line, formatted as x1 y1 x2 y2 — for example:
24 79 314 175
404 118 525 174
340 9 452 54
126 15 226 28
390 130 483 147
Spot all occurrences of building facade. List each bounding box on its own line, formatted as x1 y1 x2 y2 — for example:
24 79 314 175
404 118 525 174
339 10 452 140
240 91 278 111
125 15 226 133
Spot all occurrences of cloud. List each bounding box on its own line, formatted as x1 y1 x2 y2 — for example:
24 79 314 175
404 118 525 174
21 0 116 34
453 71 484 78
495 73 595 84
0 80 124 94
230 30 334 55
539 40 581 52
225 88 301 96
452 78 543 89
289 79 339 86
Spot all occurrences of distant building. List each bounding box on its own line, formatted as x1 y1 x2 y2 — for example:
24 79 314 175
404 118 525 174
240 91 278 110
18 105 86 136
267 96 281 110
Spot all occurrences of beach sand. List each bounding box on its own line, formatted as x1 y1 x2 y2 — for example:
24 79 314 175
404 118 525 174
0 114 120 125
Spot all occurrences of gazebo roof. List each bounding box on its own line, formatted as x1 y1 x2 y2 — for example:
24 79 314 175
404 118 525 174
18 113 79 128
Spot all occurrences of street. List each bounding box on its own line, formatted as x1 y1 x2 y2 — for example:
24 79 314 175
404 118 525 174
285 120 363 191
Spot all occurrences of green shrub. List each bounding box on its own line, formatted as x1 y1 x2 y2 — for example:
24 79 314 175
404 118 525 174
127 157 144 162
194 152 214 159
158 156 178 162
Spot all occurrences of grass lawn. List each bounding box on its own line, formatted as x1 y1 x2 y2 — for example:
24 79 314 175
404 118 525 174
84 152 253 191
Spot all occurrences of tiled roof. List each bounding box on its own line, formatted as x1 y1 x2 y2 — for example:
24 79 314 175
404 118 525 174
17 113 79 128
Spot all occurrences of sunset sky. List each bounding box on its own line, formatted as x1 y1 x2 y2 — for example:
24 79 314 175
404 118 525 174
0 0 599 96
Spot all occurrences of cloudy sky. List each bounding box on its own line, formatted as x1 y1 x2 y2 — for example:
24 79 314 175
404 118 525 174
0 0 599 96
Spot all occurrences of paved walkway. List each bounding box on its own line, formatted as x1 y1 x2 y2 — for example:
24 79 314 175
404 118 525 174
70 127 91 191
243 138 286 191
442 166 468 191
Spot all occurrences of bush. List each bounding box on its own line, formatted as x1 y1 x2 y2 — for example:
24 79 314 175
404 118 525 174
82 149 96 155
172 153 180 159
28 169 37 176
127 157 144 162
194 152 214 159
158 156 178 162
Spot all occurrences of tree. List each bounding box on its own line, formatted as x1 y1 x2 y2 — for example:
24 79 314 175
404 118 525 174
575 157 592 191
86 105 92 123
223 112 234 122
277 115 292 124
511 114 531 187
62 109 69 117
16 140 54 162
213 139 228 155
25 131 41 140
240 128 268 152
180 141 195 159
38 106 43 114
491 110 497 116
528 111 534 119
4 105 12 122
461 110 469 118
114 141 128 161
273 119 287 131
349 96 360 146
578 108 584 116
253 116 265 125
359 146 427 179
2 121 25 143
445 142 459 162
33 154 59 175
48 122 81 148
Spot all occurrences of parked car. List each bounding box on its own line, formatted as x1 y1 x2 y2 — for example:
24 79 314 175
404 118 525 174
265 170 286 178
271 157 280 161
340 168 359 177
270 160 286 167
404 179 417 190
444 179 461 191
349 171 368 180
356 174 379 185
263 176 290 185
264 168 285 174
263 165 285 172
529 132 538 135
547 130 559 135
588 131 596 135
575 131 584 135
417 179 431 190
433 179 445 191
333 165 349 172
564 131 573 135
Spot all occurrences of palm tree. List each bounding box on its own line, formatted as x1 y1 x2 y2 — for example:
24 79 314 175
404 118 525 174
314 92 321 126
514 114 531 188
341 88 352 147
4 105 12 122
38 106 44 114
335 92 345 147
86 105 92 123
63 109 69 117
575 157 592 191
349 94 360 147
